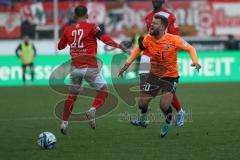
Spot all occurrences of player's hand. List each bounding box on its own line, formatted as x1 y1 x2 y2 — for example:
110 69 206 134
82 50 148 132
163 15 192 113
118 62 131 78
119 44 131 54
191 62 201 73
120 41 133 49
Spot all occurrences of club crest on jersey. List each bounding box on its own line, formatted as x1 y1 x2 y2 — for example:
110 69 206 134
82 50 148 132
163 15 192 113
163 44 170 50
76 24 80 28
96 26 101 31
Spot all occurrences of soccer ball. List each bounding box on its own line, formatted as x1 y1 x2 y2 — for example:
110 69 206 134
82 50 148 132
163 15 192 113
37 132 56 150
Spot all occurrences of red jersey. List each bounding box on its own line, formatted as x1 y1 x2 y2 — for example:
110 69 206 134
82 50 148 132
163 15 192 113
143 8 179 56
58 21 119 68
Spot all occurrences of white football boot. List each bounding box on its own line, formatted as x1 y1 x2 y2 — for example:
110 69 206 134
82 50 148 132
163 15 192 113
176 109 185 127
86 107 96 129
60 121 68 135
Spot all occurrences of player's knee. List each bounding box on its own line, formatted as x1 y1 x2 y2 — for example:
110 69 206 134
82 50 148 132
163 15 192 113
160 104 167 111
160 100 170 111
69 89 79 95
104 91 108 99
69 85 81 95
100 89 108 99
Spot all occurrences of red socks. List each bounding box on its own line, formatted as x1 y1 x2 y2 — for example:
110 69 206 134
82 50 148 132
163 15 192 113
171 94 182 112
62 87 108 121
63 95 77 121
92 88 108 109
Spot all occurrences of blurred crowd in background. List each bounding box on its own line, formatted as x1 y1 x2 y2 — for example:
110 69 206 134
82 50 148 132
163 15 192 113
0 0 240 51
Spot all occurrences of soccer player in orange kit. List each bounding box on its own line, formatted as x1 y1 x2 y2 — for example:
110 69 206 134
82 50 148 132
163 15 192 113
138 0 186 127
119 14 201 137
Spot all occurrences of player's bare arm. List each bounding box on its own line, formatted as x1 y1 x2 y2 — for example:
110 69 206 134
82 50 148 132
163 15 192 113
95 27 130 53
118 47 142 77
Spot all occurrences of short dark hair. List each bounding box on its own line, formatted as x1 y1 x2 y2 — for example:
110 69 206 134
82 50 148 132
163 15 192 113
74 5 88 18
154 14 169 28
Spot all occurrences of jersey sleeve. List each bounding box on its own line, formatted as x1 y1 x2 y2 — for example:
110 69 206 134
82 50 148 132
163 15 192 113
90 24 120 48
126 47 142 64
58 28 68 50
138 35 149 50
126 36 149 64
91 24 104 38
175 36 198 63
168 14 179 35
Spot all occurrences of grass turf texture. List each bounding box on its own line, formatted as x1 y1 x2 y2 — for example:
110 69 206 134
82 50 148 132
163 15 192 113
0 83 240 160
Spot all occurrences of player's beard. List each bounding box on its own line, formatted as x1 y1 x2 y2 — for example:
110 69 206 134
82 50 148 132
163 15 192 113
150 29 160 36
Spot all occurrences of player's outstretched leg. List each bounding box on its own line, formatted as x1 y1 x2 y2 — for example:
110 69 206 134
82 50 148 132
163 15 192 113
159 92 173 138
160 107 173 138
86 86 108 129
60 95 77 135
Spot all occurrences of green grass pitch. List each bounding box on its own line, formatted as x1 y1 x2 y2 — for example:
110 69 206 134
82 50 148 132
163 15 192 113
0 83 240 160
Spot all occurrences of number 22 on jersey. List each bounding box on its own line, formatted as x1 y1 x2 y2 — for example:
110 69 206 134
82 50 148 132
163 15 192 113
70 29 84 49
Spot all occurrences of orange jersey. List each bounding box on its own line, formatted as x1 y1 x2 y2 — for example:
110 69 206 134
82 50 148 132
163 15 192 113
139 33 197 78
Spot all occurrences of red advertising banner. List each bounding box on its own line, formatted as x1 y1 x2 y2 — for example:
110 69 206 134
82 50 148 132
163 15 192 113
167 1 214 36
209 0 240 36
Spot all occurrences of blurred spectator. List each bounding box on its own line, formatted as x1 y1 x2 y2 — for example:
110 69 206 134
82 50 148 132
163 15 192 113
20 20 36 38
224 34 239 50
0 0 12 6
15 35 37 86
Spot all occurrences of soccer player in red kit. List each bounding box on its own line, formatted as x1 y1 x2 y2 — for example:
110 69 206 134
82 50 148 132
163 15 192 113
132 0 185 127
58 6 127 135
